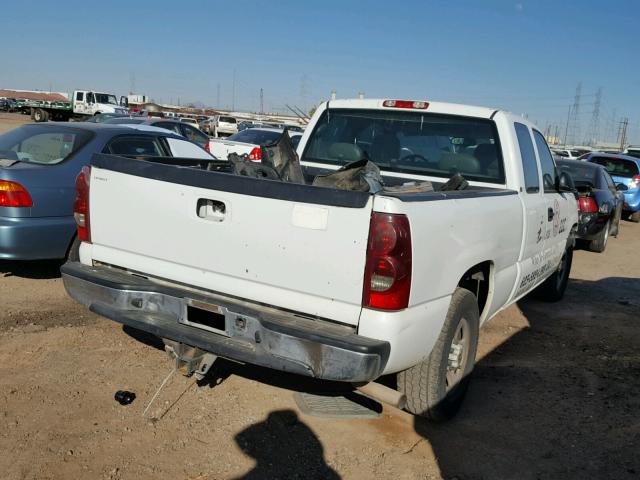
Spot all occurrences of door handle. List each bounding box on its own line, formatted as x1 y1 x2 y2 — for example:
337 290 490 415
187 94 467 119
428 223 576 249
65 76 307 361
197 198 226 222
548 207 554 221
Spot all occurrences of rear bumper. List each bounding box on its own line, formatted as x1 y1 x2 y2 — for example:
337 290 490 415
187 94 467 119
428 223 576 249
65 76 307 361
577 212 606 239
622 190 640 212
61 262 389 383
0 215 75 260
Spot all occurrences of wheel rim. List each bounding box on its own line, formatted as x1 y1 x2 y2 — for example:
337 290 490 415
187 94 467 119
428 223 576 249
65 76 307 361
446 317 471 391
603 222 609 246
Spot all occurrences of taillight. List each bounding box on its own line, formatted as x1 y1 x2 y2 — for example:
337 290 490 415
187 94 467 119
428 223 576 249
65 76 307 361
204 142 211 153
73 166 91 242
363 213 412 311
382 100 429 109
0 180 33 207
630 175 640 189
249 147 262 161
578 197 598 213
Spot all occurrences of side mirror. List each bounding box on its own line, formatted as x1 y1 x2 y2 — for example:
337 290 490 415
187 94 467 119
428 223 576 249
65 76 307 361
616 183 628 191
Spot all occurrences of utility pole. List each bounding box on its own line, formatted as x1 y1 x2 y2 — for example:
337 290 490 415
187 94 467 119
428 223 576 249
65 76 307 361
232 69 236 111
260 88 264 114
216 83 220 109
568 82 582 145
563 105 572 146
618 118 629 151
585 87 602 146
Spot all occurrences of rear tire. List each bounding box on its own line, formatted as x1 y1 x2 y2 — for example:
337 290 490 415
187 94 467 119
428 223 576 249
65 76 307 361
398 288 479 421
33 108 48 122
534 246 573 302
66 236 81 262
588 220 609 253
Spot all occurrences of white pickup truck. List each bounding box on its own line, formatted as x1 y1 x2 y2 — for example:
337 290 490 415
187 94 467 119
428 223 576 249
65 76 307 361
62 98 578 420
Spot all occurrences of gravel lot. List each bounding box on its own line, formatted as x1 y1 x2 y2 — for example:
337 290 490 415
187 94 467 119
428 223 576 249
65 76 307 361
0 113 638 479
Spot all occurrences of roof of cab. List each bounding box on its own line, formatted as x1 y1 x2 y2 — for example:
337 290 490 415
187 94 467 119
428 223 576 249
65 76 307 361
325 98 498 119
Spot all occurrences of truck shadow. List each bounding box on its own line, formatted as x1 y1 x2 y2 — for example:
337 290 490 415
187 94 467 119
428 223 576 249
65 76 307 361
0 259 62 279
413 277 640 480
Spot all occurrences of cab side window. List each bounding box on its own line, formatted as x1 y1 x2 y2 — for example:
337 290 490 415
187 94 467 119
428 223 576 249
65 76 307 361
532 130 558 192
514 123 540 193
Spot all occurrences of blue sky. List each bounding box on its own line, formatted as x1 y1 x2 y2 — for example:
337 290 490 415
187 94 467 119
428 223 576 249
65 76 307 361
1 0 638 142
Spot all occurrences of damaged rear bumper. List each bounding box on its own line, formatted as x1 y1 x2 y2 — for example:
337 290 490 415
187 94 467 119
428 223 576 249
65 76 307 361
61 262 389 383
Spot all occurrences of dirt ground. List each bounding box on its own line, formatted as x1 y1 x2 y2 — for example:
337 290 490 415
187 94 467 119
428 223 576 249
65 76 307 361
0 113 639 479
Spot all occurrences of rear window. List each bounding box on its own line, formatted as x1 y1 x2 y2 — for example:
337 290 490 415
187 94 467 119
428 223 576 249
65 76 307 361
0 125 92 165
219 116 236 124
624 150 640 159
590 156 639 178
104 135 165 157
301 109 505 183
227 129 282 145
556 161 598 187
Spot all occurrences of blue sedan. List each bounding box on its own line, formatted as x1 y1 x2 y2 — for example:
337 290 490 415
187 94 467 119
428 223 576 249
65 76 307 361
584 153 640 222
0 122 213 260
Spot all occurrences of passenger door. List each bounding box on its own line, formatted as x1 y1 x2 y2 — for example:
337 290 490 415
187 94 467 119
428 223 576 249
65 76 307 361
512 122 548 299
532 130 573 271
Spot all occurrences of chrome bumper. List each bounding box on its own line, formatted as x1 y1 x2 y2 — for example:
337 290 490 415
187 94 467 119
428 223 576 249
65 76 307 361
61 262 389 383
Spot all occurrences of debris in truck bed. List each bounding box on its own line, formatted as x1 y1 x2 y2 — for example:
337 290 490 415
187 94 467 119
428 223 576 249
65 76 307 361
312 159 384 192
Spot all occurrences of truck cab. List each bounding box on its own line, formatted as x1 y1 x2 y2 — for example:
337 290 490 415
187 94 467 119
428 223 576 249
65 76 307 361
72 90 129 116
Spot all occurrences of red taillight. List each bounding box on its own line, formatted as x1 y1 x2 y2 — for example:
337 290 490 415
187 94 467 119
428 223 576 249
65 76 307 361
630 175 640 189
249 147 262 161
382 100 429 109
0 180 33 207
204 142 211 153
73 166 91 243
363 213 412 311
578 197 598 213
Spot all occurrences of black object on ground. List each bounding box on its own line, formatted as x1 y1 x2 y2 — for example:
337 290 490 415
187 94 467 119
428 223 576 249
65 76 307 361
114 390 136 405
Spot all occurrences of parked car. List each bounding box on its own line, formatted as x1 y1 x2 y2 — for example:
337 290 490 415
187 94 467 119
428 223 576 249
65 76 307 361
103 117 212 153
62 98 579 421
556 159 623 252
212 115 238 137
0 99 17 112
208 127 302 160
551 148 582 160
179 117 201 129
0 123 212 260
623 146 640 159
584 153 640 222
199 118 214 135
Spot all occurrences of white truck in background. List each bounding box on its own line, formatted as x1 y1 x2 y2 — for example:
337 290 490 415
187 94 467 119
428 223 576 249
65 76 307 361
25 90 129 122
62 98 578 420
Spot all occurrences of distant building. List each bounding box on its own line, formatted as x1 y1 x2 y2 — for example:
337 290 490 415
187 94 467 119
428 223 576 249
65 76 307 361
0 89 68 102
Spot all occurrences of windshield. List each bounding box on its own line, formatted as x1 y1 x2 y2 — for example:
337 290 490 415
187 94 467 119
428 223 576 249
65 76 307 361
0 125 92 165
301 109 505 183
94 93 118 105
625 150 640 159
557 161 598 187
227 129 282 145
590 156 639 178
